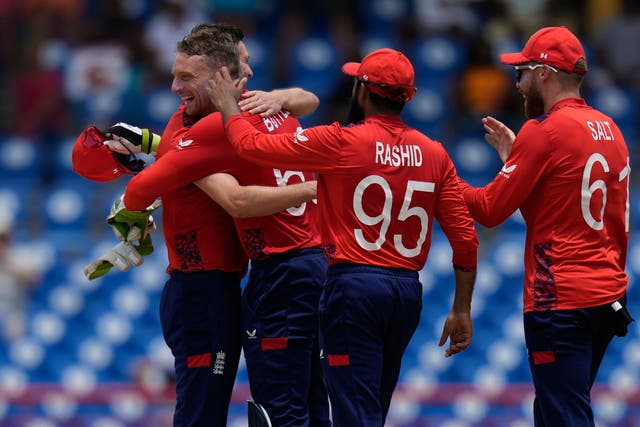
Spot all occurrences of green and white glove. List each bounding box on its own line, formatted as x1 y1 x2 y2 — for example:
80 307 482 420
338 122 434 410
83 240 145 280
105 122 161 155
107 195 161 242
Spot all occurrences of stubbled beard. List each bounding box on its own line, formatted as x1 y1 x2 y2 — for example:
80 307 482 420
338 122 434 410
524 84 545 119
345 84 364 124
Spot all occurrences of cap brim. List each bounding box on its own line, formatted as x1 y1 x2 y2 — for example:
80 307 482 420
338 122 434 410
341 62 360 76
499 52 529 65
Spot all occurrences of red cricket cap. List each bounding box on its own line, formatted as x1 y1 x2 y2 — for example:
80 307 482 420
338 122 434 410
342 48 417 102
500 26 588 75
71 125 127 182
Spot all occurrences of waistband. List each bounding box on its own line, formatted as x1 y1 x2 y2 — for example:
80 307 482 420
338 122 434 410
327 262 419 280
250 247 324 269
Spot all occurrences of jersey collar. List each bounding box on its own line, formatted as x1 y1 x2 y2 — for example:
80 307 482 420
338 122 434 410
547 97 587 114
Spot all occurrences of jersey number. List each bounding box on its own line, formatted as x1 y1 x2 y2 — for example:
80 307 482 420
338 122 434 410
581 154 630 232
353 175 435 257
273 169 315 216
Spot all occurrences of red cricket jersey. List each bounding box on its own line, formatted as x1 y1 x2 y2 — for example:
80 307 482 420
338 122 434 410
124 106 247 273
182 109 320 260
125 106 320 269
224 114 478 271
460 98 629 312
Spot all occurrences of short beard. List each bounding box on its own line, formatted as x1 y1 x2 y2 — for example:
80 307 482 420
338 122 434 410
345 85 365 124
524 83 545 119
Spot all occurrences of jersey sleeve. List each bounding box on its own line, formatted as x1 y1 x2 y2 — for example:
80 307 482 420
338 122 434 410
224 114 345 172
434 151 479 269
124 114 234 210
461 120 551 227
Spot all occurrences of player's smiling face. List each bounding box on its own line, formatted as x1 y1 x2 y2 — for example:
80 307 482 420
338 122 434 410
171 52 218 117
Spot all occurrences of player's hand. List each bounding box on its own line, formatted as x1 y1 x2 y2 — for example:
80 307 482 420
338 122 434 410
438 311 472 357
239 90 283 117
207 67 247 116
482 116 516 163
104 135 141 155
107 195 161 242
83 241 144 280
105 122 161 155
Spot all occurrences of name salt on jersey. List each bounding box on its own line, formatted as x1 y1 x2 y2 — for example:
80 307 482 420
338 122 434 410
587 120 616 141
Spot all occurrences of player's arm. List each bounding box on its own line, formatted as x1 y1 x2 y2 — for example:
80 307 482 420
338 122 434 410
439 268 476 357
460 122 549 227
195 173 316 218
239 88 320 117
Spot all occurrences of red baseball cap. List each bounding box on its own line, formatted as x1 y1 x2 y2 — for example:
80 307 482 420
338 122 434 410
72 125 127 182
500 26 588 75
342 48 417 102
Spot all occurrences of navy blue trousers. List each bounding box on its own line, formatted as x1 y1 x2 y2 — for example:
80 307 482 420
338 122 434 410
160 270 242 427
242 248 331 427
524 297 625 427
318 263 422 427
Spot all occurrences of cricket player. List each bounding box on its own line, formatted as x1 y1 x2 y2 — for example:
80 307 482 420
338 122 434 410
460 26 632 426
206 47 479 427
74 27 319 426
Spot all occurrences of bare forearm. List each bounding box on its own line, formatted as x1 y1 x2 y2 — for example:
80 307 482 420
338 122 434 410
451 268 476 313
274 88 319 116
196 173 317 218
226 181 316 218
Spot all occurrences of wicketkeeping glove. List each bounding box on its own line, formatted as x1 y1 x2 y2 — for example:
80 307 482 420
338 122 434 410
83 240 145 280
105 122 161 155
107 195 161 242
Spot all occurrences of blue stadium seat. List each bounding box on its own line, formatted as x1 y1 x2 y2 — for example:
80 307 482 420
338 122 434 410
359 0 410 33
0 178 39 229
403 87 448 139
0 136 43 179
359 33 399 55
41 180 96 232
410 35 467 83
243 35 274 91
588 84 637 131
143 87 181 131
289 35 340 101
451 137 501 187
52 135 78 180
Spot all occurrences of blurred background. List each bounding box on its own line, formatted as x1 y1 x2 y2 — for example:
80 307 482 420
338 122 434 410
1 0 639 426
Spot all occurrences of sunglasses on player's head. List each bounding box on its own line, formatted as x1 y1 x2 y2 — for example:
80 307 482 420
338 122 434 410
514 63 558 82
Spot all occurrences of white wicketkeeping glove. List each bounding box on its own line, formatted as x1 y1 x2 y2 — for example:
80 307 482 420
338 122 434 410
83 240 145 280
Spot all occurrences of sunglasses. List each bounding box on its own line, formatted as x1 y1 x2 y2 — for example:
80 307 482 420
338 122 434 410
515 63 558 82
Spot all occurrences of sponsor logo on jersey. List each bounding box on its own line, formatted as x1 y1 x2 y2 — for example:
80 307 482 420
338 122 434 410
499 163 517 178
319 349 325 359
246 329 257 339
177 138 193 149
294 127 308 143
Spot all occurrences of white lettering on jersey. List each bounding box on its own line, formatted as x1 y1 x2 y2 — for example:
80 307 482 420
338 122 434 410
586 120 615 141
262 111 291 132
374 141 423 167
